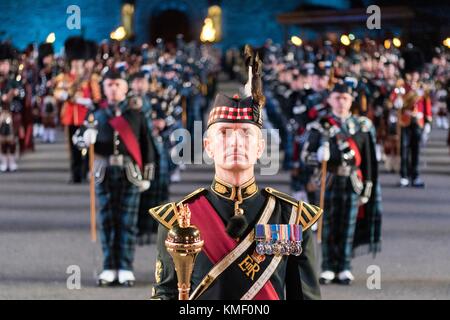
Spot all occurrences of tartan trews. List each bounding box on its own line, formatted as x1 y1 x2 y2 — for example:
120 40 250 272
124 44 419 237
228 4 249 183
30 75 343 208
321 176 359 272
96 166 140 271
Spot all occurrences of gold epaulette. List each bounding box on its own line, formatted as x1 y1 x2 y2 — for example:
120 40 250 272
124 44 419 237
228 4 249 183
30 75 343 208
149 188 206 229
149 202 177 229
296 201 323 232
264 187 323 232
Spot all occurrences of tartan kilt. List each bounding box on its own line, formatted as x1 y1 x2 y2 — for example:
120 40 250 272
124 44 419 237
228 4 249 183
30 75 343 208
322 175 359 272
96 166 140 270
353 180 383 257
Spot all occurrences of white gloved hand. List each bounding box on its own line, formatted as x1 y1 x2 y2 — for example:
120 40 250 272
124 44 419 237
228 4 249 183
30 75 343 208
58 90 69 101
359 196 369 205
421 123 431 145
317 143 330 162
75 97 93 109
83 128 98 146
138 180 151 192
416 89 424 97
394 97 403 109
71 132 79 147
423 123 431 135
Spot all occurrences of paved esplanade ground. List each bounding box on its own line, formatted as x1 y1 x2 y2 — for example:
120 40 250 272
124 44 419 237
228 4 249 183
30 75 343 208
1 82 449 299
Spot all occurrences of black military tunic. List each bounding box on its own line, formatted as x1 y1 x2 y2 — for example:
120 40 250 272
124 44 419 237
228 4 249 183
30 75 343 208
88 102 155 164
149 177 322 300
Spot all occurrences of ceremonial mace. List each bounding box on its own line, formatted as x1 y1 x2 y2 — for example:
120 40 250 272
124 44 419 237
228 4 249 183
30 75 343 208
165 204 204 300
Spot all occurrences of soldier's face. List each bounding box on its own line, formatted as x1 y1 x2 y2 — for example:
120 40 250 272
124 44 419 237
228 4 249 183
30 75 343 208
70 60 84 76
350 63 360 74
362 58 372 71
85 59 95 71
0 60 10 75
204 123 265 171
103 79 128 103
328 92 353 117
313 75 329 90
131 77 149 95
43 55 53 67
383 64 395 78
407 72 420 83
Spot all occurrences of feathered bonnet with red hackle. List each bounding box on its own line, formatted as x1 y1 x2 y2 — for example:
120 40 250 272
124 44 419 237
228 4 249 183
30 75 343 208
207 45 265 129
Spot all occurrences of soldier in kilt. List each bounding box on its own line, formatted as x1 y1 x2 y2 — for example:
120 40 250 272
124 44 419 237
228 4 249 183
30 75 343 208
129 71 170 245
0 42 22 172
301 82 382 285
36 42 58 143
73 70 156 286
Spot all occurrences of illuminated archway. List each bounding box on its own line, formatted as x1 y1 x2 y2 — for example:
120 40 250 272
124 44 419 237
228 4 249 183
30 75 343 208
150 8 191 44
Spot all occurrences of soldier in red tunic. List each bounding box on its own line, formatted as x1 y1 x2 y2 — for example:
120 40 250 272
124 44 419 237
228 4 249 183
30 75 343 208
54 37 101 183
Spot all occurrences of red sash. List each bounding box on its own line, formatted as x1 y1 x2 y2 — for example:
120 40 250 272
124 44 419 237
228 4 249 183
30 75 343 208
329 116 366 218
109 116 143 170
188 196 279 300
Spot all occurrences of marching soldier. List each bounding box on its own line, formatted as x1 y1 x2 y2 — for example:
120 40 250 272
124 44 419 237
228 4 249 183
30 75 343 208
396 48 432 187
54 37 101 183
149 48 323 300
304 62 331 122
154 68 184 183
73 70 157 286
0 42 22 172
36 42 58 143
15 46 35 153
300 82 382 285
128 71 170 245
377 60 402 172
272 62 296 170
290 63 327 204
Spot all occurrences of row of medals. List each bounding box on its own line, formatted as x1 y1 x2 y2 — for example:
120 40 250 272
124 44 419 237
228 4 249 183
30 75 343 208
256 240 303 256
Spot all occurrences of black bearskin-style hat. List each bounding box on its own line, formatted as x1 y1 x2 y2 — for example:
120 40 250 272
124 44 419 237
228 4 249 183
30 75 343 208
38 42 54 67
207 45 265 129
0 42 15 61
64 36 87 62
402 47 424 74
38 43 54 58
